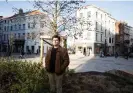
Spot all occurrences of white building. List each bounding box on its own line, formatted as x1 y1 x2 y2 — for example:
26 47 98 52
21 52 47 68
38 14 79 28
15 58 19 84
0 9 51 54
74 5 116 56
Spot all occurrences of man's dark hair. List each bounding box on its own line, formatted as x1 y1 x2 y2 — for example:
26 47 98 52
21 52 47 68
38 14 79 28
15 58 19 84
52 35 61 41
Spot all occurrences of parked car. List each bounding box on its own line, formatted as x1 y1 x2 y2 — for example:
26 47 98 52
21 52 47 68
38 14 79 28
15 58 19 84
129 53 133 58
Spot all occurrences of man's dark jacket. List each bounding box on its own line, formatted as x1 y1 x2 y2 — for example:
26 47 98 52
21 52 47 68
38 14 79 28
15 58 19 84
45 46 70 75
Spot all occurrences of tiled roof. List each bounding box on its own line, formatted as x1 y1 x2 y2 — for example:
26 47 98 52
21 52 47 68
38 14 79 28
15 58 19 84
2 10 44 20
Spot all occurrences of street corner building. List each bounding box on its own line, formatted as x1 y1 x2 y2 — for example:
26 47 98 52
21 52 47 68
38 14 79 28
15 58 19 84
0 9 52 54
67 5 133 56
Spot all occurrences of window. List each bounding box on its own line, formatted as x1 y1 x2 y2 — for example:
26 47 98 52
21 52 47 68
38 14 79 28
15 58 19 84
28 23 30 28
28 17 30 20
87 11 91 18
96 22 98 30
26 46 29 52
23 33 25 36
87 21 91 30
7 34 8 40
40 23 44 28
4 34 5 41
80 13 83 18
33 23 35 28
96 12 98 18
109 37 111 43
10 19 12 23
14 33 16 38
101 34 102 42
101 14 102 20
109 28 110 35
7 26 9 31
18 33 20 38
96 33 98 41
12 25 14 31
11 26 13 31
112 38 114 43
5 20 6 23
31 32 35 39
15 24 17 30
101 23 102 31
27 33 30 39
23 24 25 29
40 15 45 19
105 29 106 37
4 26 6 31
36 16 38 19
19 24 21 30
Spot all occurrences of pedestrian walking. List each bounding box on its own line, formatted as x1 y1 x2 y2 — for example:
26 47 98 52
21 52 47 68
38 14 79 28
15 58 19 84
115 52 118 58
124 52 129 60
126 52 129 60
45 35 70 93
19 48 24 59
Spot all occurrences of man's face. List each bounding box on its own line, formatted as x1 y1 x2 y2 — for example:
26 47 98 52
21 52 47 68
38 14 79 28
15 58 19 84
52 38 60 46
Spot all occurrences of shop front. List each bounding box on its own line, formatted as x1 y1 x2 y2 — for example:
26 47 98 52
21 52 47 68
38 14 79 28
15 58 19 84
94 43 104 55
13 40 25 53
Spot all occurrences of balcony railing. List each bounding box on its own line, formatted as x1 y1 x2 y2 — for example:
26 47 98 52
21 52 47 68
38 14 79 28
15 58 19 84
14 36 25 40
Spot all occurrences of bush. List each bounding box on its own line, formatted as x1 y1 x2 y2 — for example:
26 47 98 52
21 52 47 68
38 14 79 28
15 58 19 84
0 57 49 93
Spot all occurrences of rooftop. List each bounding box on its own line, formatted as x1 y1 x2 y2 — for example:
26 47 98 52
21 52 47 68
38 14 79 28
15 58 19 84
78 4 111 16
1 10 44 20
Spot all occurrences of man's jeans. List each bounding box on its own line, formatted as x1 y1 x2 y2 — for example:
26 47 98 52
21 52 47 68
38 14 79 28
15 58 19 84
47 73 63 93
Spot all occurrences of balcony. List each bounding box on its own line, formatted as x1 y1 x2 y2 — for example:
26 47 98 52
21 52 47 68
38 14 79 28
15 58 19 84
124 40 130 44
14 36 25 40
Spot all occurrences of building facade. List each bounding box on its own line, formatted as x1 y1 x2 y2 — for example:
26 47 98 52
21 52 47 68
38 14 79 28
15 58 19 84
0 9 51 54
129 26 133 53
74 5 116 56
115 22 131 55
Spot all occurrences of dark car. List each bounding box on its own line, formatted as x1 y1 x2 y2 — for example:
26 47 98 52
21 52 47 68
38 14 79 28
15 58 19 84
129 53 133 58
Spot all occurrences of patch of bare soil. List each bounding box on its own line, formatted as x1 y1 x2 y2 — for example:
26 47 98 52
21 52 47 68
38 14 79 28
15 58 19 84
63 70 133 93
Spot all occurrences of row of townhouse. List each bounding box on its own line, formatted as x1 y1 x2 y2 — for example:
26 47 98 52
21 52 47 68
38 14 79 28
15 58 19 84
0 9 51 54
0 5 133 56
115 22 133 55
68 5 133 56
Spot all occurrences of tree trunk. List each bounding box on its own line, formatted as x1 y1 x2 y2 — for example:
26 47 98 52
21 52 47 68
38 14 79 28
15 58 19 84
63 38 67 48
40 38 44 65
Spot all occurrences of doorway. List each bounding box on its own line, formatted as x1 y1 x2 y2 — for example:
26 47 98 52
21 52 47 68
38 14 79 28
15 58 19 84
31 46 34 53
83 48 86 56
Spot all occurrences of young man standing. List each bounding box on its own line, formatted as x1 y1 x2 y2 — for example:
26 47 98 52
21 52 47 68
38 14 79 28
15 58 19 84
45 35 70 93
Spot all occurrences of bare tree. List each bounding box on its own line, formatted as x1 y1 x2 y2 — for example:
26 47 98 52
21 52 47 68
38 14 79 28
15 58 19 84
33 0 84 43
4 0 87 63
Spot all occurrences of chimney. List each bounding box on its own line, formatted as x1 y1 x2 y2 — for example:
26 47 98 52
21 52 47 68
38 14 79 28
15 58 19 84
19 8 23 15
